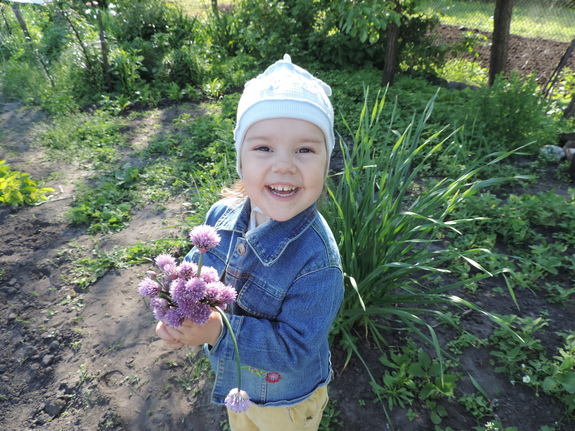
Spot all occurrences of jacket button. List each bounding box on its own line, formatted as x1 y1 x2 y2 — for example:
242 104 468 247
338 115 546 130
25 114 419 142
236 243 246 255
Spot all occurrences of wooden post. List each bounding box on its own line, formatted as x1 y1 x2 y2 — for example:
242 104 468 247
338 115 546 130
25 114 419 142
489 0 514 86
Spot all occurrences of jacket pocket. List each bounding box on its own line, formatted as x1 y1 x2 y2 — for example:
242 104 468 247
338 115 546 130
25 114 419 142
236 277 285 319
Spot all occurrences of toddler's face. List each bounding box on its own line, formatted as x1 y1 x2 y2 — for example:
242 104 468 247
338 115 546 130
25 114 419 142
240 118 327 223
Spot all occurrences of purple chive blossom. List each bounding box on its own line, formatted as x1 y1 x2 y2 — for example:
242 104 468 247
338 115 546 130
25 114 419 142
178 261 198 279
188 302 213 325
185 277 208 301
169 278 187 302
189 225 221 253
151 297 169 321
163 263 179 280
164 308 185 328
155 254 176 271
138 277 161 298
199 266 219 283
225 388 251 413
172 278 206 304
204 282 237 309
217 284 237 308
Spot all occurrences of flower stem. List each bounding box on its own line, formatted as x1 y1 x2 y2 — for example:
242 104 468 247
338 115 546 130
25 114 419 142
215 305 241 390
158 291 176 307
197 252 204 278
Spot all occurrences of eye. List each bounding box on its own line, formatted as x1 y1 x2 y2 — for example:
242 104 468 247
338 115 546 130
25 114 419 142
297 147 314 154
254 146 271 152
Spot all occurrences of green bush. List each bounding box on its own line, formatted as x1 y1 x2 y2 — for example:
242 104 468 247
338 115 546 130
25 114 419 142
0 160 54 206
464 74 560 154
226 0 314 62
160 44 205 88
111 0 186 43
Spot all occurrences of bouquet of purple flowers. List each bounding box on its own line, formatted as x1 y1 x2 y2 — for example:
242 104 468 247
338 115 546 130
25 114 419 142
138 224 251 413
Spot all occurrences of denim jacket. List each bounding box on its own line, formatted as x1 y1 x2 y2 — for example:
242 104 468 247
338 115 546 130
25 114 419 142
184 197 343 407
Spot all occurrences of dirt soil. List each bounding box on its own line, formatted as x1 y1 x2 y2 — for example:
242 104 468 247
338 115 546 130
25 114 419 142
1 27 575 431
434 25 575 89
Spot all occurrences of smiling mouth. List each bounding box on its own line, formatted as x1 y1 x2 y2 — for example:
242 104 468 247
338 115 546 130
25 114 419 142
268 185 298 197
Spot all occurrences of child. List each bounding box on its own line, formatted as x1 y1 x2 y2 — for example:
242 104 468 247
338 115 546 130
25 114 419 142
156 54 344 431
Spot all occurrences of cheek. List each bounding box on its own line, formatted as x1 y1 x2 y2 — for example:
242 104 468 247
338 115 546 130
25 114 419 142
241 171 262 195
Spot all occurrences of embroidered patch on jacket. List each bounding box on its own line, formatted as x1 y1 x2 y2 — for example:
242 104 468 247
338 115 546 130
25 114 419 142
264 372 281 383
243 366 282 384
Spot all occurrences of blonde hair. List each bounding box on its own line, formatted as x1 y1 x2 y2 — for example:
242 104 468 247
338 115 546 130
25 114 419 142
221 180 246 198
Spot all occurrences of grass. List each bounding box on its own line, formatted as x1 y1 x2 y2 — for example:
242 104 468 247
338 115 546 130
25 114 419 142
419 0 575 42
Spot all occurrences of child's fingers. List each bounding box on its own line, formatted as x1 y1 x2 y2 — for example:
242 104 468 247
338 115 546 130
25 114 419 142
156 320 181 341
156 321 186 349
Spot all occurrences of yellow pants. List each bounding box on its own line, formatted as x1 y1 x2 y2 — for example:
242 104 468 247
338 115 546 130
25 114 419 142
227 386 329 431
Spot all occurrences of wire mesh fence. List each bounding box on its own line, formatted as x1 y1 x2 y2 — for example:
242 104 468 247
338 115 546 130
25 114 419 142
419 0 575 42
418 0 575 87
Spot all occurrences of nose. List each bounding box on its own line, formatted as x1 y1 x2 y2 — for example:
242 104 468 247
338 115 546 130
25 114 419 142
271 151 297 174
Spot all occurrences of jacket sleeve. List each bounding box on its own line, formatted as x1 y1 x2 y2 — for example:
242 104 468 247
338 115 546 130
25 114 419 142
208 265 343 372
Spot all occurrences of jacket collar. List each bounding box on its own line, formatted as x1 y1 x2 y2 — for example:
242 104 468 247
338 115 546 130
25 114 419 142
214 198 317 267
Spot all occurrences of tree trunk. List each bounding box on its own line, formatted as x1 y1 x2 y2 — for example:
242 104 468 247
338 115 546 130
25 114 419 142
11 3 54 87
211 0 218 14
11 3 31 40
97 10 112 92
381 21 399 86
381 2 401 87
543 38 575 99
565 95 575 119
489 0 514 86
1 6 12 34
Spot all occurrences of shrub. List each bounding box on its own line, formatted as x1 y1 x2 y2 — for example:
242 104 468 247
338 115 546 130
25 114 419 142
464 73 560 154
0 161 54 206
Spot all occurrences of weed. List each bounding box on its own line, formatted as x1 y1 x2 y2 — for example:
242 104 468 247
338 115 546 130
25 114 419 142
168 350 212 395
490 317 575 418
104 340 125 355
459 393 495 423
67 165 141 233
319 399 344 430
371 340 459 424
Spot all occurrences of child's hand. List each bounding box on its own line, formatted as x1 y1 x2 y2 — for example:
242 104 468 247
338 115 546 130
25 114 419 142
156 320 186 349
156 311 223 348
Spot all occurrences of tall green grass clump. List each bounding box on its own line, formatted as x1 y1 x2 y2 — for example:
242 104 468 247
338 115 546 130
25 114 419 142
324 89 524 365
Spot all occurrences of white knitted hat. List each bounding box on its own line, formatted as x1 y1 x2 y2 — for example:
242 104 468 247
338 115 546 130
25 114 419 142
234 54 335 177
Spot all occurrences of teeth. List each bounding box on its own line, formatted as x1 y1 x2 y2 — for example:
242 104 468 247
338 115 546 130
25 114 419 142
269 185 297 197
271 186 296 192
